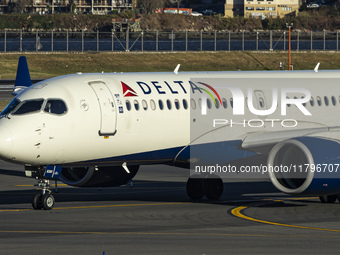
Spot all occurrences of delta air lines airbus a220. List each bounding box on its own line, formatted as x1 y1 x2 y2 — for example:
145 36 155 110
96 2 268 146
1 57 340 210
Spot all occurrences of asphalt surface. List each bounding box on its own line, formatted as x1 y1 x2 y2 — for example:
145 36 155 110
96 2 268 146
0 84 13 100
1 161 340 254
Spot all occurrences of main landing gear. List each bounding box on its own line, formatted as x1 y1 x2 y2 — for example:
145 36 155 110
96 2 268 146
319 195 339 204
30 168 55 210
186 175 224 201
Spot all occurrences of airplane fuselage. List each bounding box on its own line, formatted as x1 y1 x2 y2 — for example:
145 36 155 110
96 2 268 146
7 56 340 210
1 70 340 169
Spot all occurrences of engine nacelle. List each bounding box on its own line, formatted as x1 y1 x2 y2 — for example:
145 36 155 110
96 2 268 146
267 137 340 196
59 165 139 187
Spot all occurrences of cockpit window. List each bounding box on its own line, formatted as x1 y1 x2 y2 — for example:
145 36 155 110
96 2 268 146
0 98 21 117
44 100 67 115
12 99 44 115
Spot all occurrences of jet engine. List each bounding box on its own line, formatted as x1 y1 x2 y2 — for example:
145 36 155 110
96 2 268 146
267 137 340 196
59 165 139 187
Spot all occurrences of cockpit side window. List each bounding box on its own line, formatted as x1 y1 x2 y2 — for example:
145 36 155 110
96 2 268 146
0 98 20 116
44 100 67 115
12 99 44 115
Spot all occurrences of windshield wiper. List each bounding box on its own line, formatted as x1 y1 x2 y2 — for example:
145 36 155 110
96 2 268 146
0 113 11 119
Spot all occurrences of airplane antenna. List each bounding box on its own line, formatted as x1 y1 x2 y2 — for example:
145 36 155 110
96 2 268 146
314 63 320 73
174 64 180 74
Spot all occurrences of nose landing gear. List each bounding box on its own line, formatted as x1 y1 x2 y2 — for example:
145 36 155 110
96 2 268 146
31 178 55 210
27 167 55 210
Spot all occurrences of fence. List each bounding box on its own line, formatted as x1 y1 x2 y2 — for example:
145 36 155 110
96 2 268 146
0 30 338 52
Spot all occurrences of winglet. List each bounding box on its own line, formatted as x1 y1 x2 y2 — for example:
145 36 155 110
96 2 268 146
174 64 180 74
314 62 320 73
12 56 32 96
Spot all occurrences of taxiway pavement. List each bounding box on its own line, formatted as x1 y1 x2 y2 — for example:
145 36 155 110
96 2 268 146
1 161 340 254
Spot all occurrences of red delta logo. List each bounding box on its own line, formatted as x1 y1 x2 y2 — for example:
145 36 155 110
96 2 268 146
121 82 138 97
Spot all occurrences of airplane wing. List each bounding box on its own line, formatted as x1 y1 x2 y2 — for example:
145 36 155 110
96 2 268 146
241 127 337 154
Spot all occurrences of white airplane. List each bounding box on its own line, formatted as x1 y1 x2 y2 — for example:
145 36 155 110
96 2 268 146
0 56 340 210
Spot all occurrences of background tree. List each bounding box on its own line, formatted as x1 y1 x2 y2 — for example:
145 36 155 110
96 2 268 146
68 0 76 13
137 0 168 14
13 0 33 13
170 0 182 13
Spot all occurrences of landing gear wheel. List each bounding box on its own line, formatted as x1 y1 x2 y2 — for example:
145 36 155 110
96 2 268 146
31 194 42 210
203 177 224 200
42 194 55 210
186 177 204 200
319 195 337 203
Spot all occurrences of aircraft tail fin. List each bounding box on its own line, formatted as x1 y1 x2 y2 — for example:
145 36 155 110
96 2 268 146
12 56 32 96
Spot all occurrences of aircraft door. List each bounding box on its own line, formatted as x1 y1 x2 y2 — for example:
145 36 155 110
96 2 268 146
89 81 117 136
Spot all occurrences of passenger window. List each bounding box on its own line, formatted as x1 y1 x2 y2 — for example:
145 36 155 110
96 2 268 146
126 100 131 111
158 100 164 110
332 96 336 106
222 98 227 109
310 97 314 107
166 99 172 110
142 100 148 110
183 99 188 110
207 99 212 109
191 99 196 110
317 96 322 106
198 98 202 109
230 98 233 108
324 96 329 106
134 100 139 111
150 100 156 110
174 99 180 110
287 97 291 107
259 97 265 108
215 98 220 109
301 97 306 107
293 97 298 107
13 99 44 115
44 100 67 115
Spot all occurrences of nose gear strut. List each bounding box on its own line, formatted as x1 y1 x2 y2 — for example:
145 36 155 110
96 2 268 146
28 166 55 210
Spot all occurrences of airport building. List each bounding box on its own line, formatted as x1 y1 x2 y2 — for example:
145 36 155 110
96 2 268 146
75 0 135 14
0 0 136 14
224 0 244 17
225 0 300 18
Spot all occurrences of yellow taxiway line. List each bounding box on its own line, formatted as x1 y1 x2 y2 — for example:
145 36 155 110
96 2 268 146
0 202 189 212
231 197 340 233
2 198 340 238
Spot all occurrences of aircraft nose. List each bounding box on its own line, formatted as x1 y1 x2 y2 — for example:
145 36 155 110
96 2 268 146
0 126 13 160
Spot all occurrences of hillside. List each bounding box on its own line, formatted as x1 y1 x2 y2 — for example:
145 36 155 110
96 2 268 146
0 8 340 32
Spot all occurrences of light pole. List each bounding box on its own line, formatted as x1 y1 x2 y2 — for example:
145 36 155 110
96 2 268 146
286 23 293 71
